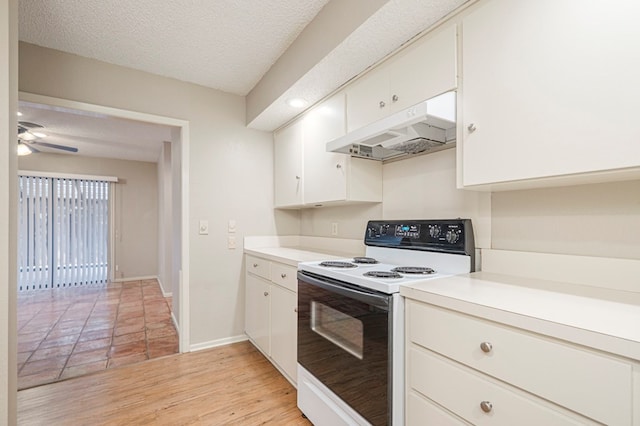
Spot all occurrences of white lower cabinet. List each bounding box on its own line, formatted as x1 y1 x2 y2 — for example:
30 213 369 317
245 255 298 385
405 300 636 425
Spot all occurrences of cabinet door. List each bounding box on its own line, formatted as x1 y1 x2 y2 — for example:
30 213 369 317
303 93 348 205
461 0 640 187
390 23 457 112
270 284 297 383
345 66 390 132
274 119 303 207
245 273 270 355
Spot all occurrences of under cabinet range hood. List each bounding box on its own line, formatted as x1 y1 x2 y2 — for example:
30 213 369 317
327 91 456 161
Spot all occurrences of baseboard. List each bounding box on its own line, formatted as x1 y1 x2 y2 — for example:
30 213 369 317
112 275 158 283
156 276 173 297
189 334 248 352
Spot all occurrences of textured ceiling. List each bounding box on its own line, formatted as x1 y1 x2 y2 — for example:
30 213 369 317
19 0 330 95
18 0 469 160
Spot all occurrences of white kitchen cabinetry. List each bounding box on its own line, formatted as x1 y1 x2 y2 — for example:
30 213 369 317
459 0 640 189
405 301 635 425
274 119 303 208
274 93 382 208
244 254 298 384
303 93 382 206
346 23 457 132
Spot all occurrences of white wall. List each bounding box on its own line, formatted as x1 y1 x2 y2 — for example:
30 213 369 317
19 153 160 280
300 149 492 248
157 142 173 295
1 0 18 422
491 179 640 260
19 42 300 348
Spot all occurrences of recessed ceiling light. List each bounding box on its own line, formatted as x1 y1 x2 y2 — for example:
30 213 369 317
32 132 47 138
287 98 308 108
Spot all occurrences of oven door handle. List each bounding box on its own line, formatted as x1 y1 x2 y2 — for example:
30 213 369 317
297 271 390 311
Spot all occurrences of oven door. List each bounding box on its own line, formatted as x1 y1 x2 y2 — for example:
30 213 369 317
297 270 391 426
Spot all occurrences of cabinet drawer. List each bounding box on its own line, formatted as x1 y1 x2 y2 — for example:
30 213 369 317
407 390 469 426
246 255 270 280
409 348 590 426
270 263 297 292
407 302 632 425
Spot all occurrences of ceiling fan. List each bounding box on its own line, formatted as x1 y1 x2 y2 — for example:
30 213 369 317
17 121 79 156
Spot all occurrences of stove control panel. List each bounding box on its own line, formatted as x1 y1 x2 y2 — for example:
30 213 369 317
365 219 474 256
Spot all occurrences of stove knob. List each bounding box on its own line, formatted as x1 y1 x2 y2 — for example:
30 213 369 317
429 225 441 238
446 230 460 244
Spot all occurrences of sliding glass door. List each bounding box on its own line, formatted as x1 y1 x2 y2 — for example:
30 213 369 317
18 175 110 291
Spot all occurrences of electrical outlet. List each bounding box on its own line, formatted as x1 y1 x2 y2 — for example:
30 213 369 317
331 222 338 236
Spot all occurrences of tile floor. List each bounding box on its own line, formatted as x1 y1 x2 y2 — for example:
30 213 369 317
17 278 178 390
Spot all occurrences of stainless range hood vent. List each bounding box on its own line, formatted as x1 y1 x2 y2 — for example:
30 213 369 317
327 91 456 161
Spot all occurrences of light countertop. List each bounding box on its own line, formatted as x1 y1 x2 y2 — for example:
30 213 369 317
244 246 346 267
401 271 640 362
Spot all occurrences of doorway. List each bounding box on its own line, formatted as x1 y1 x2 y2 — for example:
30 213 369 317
15 92 190 388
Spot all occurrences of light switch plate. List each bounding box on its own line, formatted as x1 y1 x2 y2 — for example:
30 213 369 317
199 220 209 235
228 236 236 249
228 219 236 233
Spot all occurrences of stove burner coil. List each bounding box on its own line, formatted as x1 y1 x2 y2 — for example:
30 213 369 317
391 266 436 275
319 261 357 268
363 271 403 279
353 257 379 264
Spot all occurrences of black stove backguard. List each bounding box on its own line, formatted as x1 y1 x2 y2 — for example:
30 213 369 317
364 219 475 271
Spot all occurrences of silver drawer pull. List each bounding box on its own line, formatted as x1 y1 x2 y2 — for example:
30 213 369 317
480 342 493 353
379 100 386 108
480 401 493 413
263 291 269 297
281 273 287 279
467 123 477 133
294 308 298 313
253 263 258 268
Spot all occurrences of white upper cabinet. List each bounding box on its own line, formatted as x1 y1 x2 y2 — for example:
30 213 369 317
274 119 303 207
274 93 382 208
459 0 640 189
303 93 349 204
303 93 382 205
346 23 458 132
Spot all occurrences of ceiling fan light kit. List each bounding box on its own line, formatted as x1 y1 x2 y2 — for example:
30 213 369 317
17 142 33 156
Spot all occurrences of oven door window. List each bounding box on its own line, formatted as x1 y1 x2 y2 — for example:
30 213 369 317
311 301 363 359
298 276 390 426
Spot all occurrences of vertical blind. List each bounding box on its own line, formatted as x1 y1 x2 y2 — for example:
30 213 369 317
18 175 110 291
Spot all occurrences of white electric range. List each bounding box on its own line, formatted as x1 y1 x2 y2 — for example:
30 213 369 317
296 219 475 426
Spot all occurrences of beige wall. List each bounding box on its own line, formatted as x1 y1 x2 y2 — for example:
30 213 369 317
1 0 18 422
19 42 300 348
491 179 640 260
300 149 492 248
19 153 160 280
300 148 640 263
157 143 173 295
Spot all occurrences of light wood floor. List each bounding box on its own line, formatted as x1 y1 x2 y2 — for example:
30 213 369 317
17 341 311 425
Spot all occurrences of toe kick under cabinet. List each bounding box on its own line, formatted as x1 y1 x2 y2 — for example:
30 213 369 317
405 301 638 425
245 255 298 385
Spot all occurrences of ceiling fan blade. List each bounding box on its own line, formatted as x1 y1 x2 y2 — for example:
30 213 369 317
31 141 79 153
26 144 41 153
18 121 44 129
